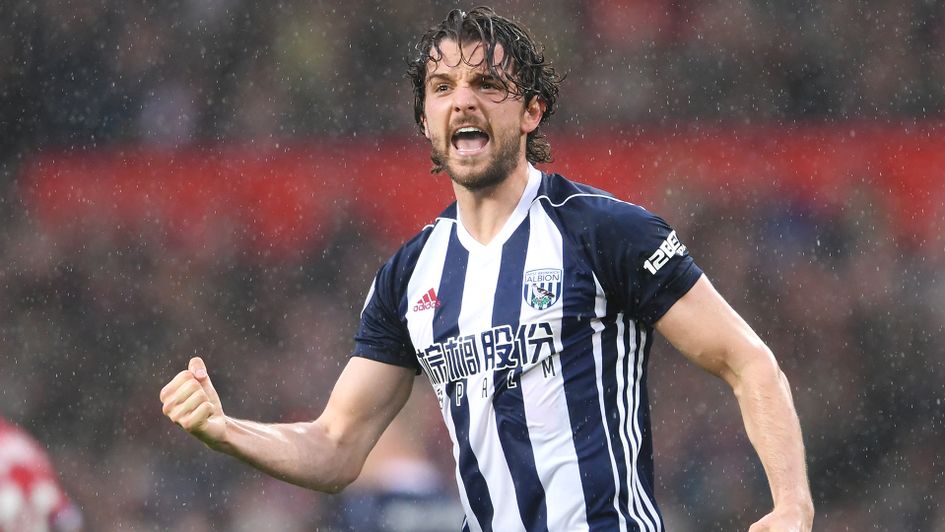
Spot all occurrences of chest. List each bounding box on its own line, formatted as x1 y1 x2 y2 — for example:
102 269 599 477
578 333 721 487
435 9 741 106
402 222 602 372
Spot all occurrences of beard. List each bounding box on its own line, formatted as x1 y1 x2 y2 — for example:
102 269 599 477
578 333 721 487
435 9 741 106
430 132 521 192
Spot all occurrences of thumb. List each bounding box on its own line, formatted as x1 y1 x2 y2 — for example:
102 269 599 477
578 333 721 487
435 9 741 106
188 356 222 407
189 356 209 379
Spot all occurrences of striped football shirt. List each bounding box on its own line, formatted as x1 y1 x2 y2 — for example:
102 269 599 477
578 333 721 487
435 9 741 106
354 164 703 532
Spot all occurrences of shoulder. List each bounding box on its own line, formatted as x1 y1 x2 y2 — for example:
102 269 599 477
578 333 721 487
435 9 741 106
533 171 616 206
533 172 664 241
375 203 458 284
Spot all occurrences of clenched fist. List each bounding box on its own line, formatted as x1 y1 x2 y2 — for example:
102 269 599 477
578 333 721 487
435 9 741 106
749 502 815 532
160 357 227 447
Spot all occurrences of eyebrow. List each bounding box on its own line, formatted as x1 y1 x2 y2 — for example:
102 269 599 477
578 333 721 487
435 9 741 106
426 73 453 85
426 71 502 85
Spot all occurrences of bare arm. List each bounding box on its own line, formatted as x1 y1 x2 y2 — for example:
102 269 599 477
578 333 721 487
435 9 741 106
160 356 414 493
655 275 814 531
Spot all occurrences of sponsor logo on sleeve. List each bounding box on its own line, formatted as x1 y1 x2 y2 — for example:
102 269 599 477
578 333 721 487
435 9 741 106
643 230 687 275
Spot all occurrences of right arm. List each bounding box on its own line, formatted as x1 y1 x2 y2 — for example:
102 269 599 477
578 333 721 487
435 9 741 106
160 356 414 493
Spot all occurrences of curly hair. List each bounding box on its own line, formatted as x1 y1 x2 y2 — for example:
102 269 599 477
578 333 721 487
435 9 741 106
406 7 561 168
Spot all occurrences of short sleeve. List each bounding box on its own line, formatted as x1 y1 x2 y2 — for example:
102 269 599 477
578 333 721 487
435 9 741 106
352 256 421 373
590 202 703 325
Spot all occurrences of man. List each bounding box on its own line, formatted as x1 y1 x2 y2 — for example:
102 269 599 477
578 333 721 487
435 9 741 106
160 7 814 531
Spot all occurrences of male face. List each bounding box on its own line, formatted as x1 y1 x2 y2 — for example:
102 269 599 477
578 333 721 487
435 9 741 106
421 39 538 191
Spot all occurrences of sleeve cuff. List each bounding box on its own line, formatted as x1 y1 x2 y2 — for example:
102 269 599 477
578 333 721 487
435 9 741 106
351 345 422 374
640 262 703 325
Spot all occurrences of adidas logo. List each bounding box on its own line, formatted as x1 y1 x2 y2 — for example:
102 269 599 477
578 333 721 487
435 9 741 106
413 288 442 312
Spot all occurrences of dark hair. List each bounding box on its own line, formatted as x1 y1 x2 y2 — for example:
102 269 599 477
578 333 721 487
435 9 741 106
407 7 560 166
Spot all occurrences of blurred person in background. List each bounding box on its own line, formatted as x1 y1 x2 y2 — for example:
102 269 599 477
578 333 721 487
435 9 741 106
0 417 82 532
327 385 464 531
160 7 813 531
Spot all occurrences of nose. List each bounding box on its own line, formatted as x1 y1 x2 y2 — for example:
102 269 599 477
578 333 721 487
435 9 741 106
452 85 479 113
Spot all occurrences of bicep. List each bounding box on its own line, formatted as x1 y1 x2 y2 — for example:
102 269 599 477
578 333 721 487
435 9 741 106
318 357 415 457
655 275 774 385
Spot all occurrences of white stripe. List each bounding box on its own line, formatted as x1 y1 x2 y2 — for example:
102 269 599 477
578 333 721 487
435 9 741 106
468 380 523 531
360 278 376 317
627 325 663 530
459 246 525 532
590 273 628 532
614 313 653 532
532 191 641 210
406 220 452 357
403 220 490 529
519 203 588 531
534 176 665 530
426 216 458 230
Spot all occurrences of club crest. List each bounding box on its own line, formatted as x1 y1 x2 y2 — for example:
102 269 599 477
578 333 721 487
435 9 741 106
523 268 562 310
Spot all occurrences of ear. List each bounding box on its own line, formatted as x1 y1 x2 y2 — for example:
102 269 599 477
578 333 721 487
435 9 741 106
420 114 430 139
522 96 546 134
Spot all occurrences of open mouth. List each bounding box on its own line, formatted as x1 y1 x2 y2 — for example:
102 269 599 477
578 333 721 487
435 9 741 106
451 127 490 154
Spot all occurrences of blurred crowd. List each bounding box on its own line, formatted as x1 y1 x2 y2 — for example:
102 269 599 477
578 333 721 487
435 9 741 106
1 174 942 530
649 186 944 530
3 0 945 159
0 0 944 531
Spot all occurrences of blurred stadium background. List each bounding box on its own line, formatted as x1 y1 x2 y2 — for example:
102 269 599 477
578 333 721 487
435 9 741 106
1 0 943 530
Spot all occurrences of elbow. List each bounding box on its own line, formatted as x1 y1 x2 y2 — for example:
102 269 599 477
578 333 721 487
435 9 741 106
306 420 365 494
321 466 361 494
299 462 360 494
323 484 347 495
321 482 348 495
726 340 783 394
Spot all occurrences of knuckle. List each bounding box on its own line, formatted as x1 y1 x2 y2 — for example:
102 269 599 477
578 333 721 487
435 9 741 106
173 381 198 402
188 390 208 405
181 411 207 433
160 382 178 401
185 379 204 395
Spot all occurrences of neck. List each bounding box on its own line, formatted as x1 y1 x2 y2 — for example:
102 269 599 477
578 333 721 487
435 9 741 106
453 158 531 245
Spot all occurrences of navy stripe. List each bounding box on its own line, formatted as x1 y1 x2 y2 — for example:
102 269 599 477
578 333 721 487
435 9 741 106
435 227 494 531
600 316 637 530
491 219 549 532
433 226 467 341
537 183 666 530
550 217 620 532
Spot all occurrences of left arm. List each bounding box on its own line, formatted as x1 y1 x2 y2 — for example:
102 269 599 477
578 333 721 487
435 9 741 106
655 275 814 532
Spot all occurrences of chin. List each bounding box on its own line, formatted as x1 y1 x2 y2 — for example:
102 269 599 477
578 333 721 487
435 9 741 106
447 164 508 191
432 136 520 190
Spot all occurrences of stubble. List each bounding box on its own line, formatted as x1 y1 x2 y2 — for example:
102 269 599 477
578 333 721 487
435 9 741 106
430 132 521 192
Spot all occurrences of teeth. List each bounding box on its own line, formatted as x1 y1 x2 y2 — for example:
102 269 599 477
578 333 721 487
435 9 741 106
456 127 483 134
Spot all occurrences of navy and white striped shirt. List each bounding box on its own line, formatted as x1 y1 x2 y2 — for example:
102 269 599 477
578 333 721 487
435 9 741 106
354 165 702 532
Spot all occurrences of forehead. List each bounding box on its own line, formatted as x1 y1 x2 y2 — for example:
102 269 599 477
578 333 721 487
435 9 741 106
425 39 507 78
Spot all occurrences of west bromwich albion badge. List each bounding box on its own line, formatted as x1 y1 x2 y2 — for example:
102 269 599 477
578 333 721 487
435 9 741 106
523 268 562 310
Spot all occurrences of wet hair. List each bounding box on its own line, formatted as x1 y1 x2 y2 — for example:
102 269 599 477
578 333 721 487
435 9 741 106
407 7 560 167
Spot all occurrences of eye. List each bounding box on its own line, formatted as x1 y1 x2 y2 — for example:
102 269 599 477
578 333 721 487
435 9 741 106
433 83 450 93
